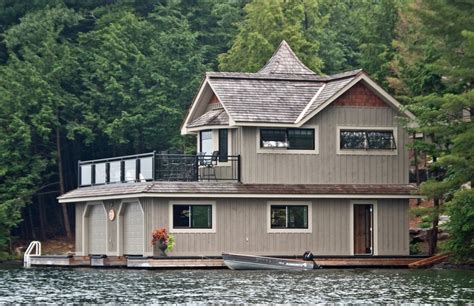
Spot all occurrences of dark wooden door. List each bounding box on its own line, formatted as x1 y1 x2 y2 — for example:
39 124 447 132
354 204 373 255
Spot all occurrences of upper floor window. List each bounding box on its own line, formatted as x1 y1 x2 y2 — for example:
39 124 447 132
260 128 314 150
340 130 396 150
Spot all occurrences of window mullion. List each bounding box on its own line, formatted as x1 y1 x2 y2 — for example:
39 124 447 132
285 206 288 228
189 205 192 228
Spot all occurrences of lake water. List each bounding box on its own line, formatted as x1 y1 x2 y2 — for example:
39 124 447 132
0 266 473 303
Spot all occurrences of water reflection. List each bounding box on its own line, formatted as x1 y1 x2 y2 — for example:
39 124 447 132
0 267 472 303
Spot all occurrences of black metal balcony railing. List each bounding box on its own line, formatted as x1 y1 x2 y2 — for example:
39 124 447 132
78 151 240 187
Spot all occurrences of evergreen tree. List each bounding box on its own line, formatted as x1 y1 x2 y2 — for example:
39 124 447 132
0 5 86 245
218 0 324 73
393 0 473 257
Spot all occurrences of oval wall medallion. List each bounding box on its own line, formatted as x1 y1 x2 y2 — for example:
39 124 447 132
108 209 116 221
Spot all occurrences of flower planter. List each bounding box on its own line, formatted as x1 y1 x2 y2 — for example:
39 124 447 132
153 239 168 257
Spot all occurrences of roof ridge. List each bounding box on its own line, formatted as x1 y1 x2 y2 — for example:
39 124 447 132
295 83 326 123
207 70 362 82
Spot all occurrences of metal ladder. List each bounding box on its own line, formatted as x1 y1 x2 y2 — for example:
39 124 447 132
24 241 41 268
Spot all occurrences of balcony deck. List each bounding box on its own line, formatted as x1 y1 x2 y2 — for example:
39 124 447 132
78 152 240 187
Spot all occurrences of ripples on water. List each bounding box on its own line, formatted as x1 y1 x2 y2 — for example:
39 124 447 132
0 266 473 303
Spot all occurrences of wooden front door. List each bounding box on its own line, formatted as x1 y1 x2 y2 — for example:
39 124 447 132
354 204 373 255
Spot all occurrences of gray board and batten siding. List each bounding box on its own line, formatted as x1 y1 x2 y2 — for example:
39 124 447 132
74 197 409 257
239 104 409 185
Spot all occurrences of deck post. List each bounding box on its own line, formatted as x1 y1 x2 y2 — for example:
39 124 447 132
77 160 81 187
237 155 241 182
152 151 156 181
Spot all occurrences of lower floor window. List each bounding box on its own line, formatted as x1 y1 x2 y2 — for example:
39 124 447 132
173 204 212 229
270 205 308 229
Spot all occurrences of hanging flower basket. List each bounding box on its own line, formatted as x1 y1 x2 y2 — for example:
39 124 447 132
151 227 175 257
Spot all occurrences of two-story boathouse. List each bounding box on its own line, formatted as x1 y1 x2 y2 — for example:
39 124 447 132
58 41 419 258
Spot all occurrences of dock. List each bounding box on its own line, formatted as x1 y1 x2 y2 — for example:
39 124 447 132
27 255 427 269
408 253 450 268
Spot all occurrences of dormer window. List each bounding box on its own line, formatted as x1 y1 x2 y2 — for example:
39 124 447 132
260 128 315 150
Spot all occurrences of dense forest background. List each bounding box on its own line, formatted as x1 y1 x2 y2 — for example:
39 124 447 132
0 0 472 260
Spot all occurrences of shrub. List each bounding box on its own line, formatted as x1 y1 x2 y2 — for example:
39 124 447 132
445 189 474 262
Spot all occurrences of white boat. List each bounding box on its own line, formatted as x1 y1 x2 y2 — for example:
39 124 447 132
222 253 318 270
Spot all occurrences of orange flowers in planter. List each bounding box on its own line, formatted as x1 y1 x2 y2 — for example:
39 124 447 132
151 227 175 253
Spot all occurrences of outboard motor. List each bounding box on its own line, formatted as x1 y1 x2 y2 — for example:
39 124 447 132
303 251 321 269
303 251 314 261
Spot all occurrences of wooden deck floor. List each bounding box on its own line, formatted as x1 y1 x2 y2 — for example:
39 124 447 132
29 255 426 269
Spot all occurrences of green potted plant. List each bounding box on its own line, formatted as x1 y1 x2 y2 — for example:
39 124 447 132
151 227 175 256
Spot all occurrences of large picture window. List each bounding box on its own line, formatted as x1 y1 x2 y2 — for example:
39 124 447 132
172 204 212 229
270 205 308 229
260 128 314 150
340 130 396 150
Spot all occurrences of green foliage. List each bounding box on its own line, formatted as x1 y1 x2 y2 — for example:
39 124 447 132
409 242 422 255
0 5 84 251
219 0 324 73
445 189 474 262
78 7 204 154
0 1 207 252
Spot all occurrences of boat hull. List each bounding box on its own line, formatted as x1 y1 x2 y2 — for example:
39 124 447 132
222 253 315 270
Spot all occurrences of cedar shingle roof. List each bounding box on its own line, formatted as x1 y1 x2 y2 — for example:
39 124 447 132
58 182 419 202
258 40 316 75
209 78 324 123
185 41 364 127
188 109 228 128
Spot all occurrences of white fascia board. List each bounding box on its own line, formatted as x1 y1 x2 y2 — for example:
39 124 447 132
231 121 296 128
296 74 417 127
181 76 209 135
295 84 326 123
187 125 235 133
59 192 423 203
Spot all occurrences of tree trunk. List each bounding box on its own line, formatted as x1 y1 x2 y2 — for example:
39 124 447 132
38 195 46 240
28 205 36 240
428 198 440 255
56 126 72 240
413 133 421 205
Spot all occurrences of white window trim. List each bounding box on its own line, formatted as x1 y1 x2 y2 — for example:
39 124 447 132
349 200 378 256
336 126 398 156
169 200 216 233
256 125 319 155
267 201 312 233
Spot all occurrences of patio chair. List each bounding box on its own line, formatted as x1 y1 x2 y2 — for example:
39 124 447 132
199 151 219 181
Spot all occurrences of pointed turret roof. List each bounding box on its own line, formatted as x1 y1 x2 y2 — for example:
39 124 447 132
258 40 316 75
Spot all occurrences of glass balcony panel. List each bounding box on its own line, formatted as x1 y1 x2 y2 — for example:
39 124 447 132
124 159 136 182
80 165 91 186
140 157 153 181
109 161 121 183
95 163 106 184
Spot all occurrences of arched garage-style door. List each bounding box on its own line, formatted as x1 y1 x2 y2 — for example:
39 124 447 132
122 202 144 255
88 204 107 255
